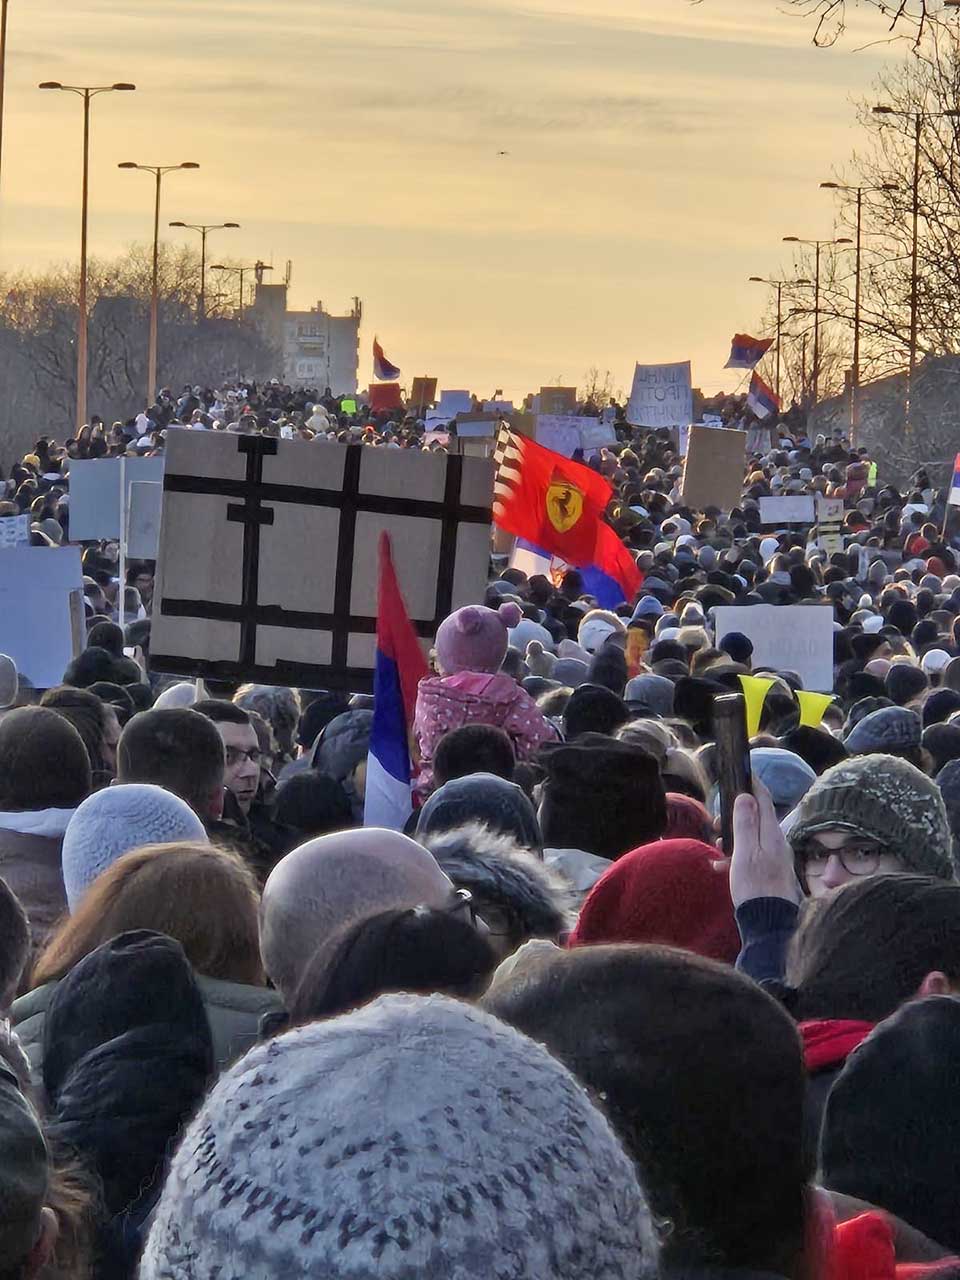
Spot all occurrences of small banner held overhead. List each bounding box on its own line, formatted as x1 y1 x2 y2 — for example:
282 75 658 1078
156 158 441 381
626 361 693 429
538 386 578 416
150 430 493 692
408 377 438 412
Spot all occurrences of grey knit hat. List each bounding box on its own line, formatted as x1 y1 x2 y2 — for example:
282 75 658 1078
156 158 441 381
844 706 922 756
141 994 657 1280
788 754 954 880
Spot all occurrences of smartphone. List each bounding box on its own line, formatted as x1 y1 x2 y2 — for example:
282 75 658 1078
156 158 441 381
713 693 753 858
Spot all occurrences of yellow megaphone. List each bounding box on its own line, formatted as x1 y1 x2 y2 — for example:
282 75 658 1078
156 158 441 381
738 674 775 738
796 690 835 729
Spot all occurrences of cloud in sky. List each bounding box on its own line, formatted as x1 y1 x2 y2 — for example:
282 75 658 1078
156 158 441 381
3 0 896 398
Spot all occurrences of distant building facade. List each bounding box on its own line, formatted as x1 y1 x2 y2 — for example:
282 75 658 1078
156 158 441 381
251 281 361 394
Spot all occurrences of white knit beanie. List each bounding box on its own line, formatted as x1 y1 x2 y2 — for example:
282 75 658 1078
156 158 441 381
0 655 17 709
61 783 208 911
141 994 657 1280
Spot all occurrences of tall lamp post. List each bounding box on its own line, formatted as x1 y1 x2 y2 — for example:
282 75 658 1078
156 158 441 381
747 275 811 403
38 81 136 433
168 220 240 319
118 160 199 407
819 180 898 446
0 0 10 202
871 105 960 439
210 262 271 322
782 235 853 406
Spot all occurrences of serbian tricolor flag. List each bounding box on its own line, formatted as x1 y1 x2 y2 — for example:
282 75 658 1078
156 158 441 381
373 337 401 381
949 454 960 507
746 371 780 421
726 334 774 370
363 533 428 831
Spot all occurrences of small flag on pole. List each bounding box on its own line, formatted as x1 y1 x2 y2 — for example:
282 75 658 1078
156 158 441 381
746 371 781 421
373 337 401 381
726 334 774 370
363 533 428 831
948 454 960 507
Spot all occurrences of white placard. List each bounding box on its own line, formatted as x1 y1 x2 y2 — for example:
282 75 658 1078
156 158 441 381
483 400 514 414
714 604 835 693
68 457 165 541
816 496 845 523
438 390 472 417
0 547 84 688
579 420 617 453
627 361 693 428
126 481 163 559
758 496 816 526
535 417 583 458
0 515 31 548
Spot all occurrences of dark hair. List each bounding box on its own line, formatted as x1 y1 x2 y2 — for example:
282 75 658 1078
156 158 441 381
0 878 29 1007
789 874 960 1022
62 646 120 689
289 907 496 1025
85 620 124 658
192 699 252 727
40 687 108 776
274 770 353 845
0 707 92 811
433 724 516 787
117 708 225 815
484 945 807 1274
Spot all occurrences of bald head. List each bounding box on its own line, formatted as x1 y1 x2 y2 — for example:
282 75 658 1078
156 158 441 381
259 828 453 1003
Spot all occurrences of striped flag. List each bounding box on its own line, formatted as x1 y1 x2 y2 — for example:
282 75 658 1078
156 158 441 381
373 337 401 381
726 334 774 370
949 454 960 507
746 371 781 421
363 533 428 831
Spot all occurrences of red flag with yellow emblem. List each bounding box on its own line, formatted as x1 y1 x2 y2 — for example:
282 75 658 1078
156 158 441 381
493 428 613 565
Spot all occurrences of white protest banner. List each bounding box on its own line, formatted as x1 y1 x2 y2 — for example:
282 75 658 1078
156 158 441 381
758 496 816 526
150 429 493 692
438 390 472 417
126 481 163 559
483 399 514 414
816 495 845 554
535 417 583 458
579 419 617 453
0 515 31 548
455 414 499 439
0 546 83 688
68 457 165 541
627 361 693 428
714 604 835 693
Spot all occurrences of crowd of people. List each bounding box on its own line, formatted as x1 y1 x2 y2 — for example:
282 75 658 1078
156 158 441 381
2 388 960 1279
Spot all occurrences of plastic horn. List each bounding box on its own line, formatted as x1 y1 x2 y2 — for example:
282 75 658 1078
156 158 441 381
738 674 776 738
796 690 835 729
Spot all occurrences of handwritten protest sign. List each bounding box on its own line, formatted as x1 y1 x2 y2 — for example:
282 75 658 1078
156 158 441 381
68 457 165 541
627 361 693 428
758 496 816 526
680 426 746 511
579 420 617 453
0 516 31 548
126 481 163 559
714 604 835 693
535 417 584 458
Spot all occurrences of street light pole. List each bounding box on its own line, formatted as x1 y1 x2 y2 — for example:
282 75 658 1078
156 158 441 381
748 274 812 404
168 221 240 319
0 0 9 204
782 235 852 407
210 262 271 322
38 81 136 433
119 160 199 406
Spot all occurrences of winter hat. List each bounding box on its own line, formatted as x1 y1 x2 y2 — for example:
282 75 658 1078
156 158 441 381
0 707 91 812
436 602 522 676
923 688 960 728
140 995 656 1280
631 595 663 621
0 655 18 709
0 1061 48 1267
507 617 554 656
821 997 960 1253
663 793 714 842
61 783 208 911
750 748 816 815
578 609 626 655
540 734 666 860
922 648 952 678
587 645 627 696
417 773 542 851
553 656 590 688
563 684 629 739
524 640 556 678
557 637 591 663
844 706 922 756
937 760 960 853
924 724 960 775
570 838 740 964
153 681 199 710
718 632 754 665
624 673 675 717
788 754 953 880
780 726 849 776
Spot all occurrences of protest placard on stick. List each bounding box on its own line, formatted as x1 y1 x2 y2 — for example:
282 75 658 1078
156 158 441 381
714 603 835 693
680 426 746 512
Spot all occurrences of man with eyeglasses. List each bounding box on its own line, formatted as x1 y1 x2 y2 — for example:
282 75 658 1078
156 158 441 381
192 701 261 818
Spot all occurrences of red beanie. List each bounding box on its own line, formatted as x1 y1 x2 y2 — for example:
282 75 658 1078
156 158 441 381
569 838 740 964
663 793 714 843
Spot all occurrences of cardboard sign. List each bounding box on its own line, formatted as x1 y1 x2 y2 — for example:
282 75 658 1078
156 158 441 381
714 604 835 693
758 496 816 526
68 457 165 541
816 495 845 554
340 398 358 416
126 481 163 559
536 417 583 459
409 377 438 410
0 546 84 688
579 419 616 453
0 515 31 548
680 426 746 512
368 383 403 413
539 386 578 416
150 429 493 692
438 390 472 417
627 361 693 428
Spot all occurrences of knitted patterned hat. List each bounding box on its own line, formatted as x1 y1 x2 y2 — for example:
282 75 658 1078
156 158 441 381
788 754 953 880
61 783 208 911
436 603 523 676
140 994 657 1280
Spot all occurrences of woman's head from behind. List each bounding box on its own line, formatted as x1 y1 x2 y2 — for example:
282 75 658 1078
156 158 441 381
33 842 262 988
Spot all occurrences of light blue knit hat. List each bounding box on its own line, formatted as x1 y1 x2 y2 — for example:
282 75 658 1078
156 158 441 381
61 783 207 911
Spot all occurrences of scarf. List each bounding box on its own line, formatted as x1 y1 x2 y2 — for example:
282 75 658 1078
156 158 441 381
0 808 75 838
800 1019 875 1074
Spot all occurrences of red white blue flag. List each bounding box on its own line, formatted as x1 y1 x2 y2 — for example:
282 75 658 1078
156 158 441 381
726 333 774 370
363 533 428 830
949 454 960 508
746 371 780 421
373 337 401 381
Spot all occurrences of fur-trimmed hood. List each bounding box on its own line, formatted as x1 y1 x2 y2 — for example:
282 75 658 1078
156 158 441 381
421 822 575 943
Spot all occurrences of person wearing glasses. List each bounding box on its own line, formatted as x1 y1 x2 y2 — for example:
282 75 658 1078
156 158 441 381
192 701 262 818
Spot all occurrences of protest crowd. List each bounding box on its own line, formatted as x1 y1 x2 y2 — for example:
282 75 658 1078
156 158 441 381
3 368 960 1280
